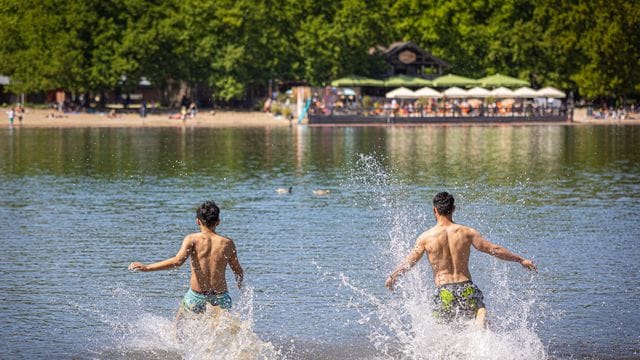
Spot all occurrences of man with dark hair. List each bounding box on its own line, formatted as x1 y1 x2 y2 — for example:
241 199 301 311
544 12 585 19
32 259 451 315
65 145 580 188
385 192 537 326
129 201 244 315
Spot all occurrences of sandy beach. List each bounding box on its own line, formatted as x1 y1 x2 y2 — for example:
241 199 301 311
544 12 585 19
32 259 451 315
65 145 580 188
1 107 638 128
1 108 294 128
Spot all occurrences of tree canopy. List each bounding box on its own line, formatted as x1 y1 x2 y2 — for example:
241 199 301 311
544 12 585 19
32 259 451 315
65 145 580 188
0 0 637 102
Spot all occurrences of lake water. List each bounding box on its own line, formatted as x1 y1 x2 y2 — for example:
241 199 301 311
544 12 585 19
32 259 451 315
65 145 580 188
0 124 639 359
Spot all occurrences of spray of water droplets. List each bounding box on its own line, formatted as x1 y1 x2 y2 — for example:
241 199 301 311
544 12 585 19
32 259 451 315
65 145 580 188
74 285 279 359
340 154 547 360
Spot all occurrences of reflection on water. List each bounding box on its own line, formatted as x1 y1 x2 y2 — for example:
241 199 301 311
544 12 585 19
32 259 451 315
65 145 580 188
2 126 638 181
0 125 639 359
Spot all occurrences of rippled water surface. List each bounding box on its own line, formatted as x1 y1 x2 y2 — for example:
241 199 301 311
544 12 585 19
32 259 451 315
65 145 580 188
0 125 639 359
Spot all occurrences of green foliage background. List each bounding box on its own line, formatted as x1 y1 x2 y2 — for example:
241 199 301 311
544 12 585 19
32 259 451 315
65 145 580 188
0 0 638 101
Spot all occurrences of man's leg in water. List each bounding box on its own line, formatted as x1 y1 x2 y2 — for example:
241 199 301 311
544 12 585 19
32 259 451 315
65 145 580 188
475 307 486 328
204 303 245 334
175 306 189 323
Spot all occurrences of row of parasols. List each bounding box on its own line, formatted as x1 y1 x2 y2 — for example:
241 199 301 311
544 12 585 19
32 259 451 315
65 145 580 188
331 73 566 99
385 85 565 99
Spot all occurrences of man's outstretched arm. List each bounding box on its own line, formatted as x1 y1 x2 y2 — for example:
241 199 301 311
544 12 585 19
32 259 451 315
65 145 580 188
470 230 538 271
128 236 193 272
385 239 426 291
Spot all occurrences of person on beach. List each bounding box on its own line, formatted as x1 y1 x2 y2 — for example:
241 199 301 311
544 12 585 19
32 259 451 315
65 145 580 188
385 192 537 326
180 105 188 124
188 102 197 119
107 109 120 118
128 201 244 316
7 107 15 125
16 103 24 124
139 100 147 118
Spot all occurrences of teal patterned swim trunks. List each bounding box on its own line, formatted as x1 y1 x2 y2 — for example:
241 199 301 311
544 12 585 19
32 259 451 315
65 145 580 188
180 288 232 313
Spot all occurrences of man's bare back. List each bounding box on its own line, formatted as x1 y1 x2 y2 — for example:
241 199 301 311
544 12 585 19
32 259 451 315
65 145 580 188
419 223 475 287
385 192 537 325
417 222 536 286
184 231 242 293
128 201 243 314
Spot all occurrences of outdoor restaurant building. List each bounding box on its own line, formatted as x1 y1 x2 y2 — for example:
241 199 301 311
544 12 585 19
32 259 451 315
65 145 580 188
306 41 569 125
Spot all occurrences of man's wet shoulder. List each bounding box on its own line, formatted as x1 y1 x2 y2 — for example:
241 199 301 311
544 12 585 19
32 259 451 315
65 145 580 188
419 227 444 240
450 224 481 238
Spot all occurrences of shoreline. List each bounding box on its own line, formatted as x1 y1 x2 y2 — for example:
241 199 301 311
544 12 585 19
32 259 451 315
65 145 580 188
1 108 639 129
1 108 293 129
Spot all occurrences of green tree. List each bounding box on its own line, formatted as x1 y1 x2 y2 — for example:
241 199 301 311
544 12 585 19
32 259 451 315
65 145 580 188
294 0 391 85
567 0 640 98
0 0 94 93
1 0 637 103
387 0 494 77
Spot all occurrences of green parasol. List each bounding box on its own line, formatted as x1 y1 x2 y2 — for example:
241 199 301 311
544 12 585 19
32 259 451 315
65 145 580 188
431 74 478 87
384 75 433 88
477 73 529 88
331 75 385 87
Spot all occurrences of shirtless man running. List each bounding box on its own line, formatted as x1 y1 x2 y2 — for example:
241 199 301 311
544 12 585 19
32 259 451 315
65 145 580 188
385 192 537 326
128 201 244 315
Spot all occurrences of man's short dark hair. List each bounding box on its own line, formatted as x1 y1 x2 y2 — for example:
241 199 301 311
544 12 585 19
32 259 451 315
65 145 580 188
197 201 220 228
433 192 455 215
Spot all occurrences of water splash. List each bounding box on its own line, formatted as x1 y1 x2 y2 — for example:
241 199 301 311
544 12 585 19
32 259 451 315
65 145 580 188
344 154 547 360
74 286 278 359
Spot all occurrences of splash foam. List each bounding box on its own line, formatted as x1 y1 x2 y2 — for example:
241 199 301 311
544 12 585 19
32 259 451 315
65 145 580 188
344 154 547 360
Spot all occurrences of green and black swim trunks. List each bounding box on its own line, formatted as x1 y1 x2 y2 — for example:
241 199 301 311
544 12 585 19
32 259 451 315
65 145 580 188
433 280 485 321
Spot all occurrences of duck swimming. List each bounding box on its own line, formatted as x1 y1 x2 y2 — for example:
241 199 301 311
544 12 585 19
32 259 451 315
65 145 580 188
276 187 292 194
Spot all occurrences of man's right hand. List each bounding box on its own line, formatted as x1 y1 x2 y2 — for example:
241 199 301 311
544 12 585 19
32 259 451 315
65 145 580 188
520 259 538 272
128 262 148 271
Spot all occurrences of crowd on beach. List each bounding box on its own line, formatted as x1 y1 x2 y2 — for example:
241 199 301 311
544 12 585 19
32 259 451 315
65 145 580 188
297 90 640 121
587 104 636 121
166 96 199 124
308 95 566 118
3 94 203 126
105 95 200 123
5 93 639 126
